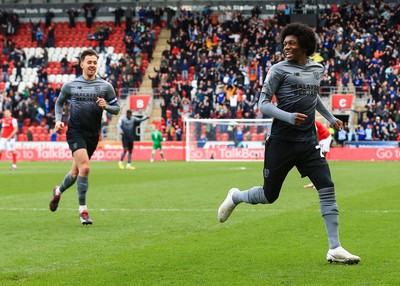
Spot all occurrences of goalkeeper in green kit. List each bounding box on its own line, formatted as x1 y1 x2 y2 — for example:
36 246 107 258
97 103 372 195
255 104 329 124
150 125 166 162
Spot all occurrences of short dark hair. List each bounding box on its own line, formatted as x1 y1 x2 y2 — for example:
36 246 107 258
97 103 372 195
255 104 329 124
80 48 99 62
281 23 316 57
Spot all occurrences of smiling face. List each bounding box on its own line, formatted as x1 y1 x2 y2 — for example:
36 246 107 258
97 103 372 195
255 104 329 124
283 35 307 65
80 55 98 80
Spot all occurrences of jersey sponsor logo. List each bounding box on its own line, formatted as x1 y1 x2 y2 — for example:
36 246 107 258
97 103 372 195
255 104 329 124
72 92 99 102
290 84 319 96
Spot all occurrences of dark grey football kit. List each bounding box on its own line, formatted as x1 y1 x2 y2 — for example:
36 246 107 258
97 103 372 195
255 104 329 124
232 59 341 250
55 76 120 158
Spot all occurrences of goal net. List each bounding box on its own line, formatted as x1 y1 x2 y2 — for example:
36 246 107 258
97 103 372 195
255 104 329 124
185 118 273 162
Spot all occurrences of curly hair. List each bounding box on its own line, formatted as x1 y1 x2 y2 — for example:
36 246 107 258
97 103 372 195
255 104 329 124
280 23 317 57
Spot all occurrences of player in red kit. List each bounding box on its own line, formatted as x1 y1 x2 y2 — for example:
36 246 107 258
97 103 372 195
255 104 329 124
303 120 332 188
0 110 19 170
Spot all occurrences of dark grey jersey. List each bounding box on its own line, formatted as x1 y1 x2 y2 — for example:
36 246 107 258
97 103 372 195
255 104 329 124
259 60 324 142
55 76 120 134
118 116 149 139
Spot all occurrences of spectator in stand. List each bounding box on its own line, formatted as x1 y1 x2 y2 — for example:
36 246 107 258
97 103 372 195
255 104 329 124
347 127 357 142
14 61 23 82
95 32 106 53
60 55 69 74
67 8 79 28
365 124 373 141
46 24 55 48
1 60 9 83
72 58 82 77
320 74 330 96
366 94 376 109
35 27 44 47
357 125 366 141
148 73 160 98
372 125 383 141
124 7 134 30
146 7 155 27
387 118 397 141
44 9 55 28
181 58 189 82
175 125 182 141
37 66 48 84
341 71 350 94
112 7 124 27
29 20 41 42
83 4 97 28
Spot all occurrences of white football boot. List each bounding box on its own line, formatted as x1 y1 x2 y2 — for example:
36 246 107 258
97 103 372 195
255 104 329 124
218 188 239 223
326 246 361 264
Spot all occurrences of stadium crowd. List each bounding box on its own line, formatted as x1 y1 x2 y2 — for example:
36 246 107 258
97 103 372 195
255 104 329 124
0 1 399 143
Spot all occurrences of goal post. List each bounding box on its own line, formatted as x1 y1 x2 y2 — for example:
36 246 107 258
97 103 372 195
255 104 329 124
185 118 273 162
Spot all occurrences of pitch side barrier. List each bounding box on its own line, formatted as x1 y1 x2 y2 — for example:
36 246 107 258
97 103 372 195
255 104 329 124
4 141 400 162
344 141 400 148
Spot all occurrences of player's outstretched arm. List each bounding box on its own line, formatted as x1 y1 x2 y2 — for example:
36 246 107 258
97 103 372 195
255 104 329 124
259 100 297 125
316 95 338 126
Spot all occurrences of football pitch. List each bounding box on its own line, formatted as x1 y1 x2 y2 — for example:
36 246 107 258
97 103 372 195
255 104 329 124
0 160 399 285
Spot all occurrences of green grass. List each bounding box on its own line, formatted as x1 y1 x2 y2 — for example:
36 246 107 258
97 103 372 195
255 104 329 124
0 161 399 286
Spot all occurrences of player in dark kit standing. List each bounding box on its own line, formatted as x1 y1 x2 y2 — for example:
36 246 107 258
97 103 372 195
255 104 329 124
118 109 149 170
218 23 360 264
49 49 120 225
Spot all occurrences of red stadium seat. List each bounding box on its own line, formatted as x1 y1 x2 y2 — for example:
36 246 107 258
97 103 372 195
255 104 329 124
35 126 43 134
38 134 47 141
58 134 67 141
17 134 27 141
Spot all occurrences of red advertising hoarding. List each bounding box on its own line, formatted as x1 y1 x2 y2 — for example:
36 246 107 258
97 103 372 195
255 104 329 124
130 95 150 111
331 94 353 109
2 142 185 161
2 142 400 162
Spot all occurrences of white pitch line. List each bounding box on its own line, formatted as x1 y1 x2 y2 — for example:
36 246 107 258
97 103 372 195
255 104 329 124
0 207 399 213
0 207 261 212
364 210 400 213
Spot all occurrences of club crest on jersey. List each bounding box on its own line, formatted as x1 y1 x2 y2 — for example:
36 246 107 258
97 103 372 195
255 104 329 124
95 86 101 94
313 71 320 80
264 168 270 179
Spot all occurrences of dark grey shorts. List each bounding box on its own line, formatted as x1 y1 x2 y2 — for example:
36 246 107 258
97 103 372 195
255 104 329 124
67 129 99 159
